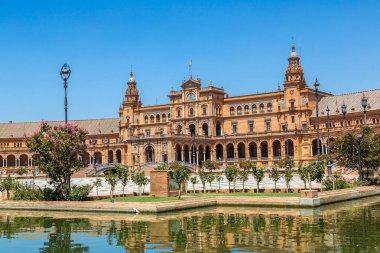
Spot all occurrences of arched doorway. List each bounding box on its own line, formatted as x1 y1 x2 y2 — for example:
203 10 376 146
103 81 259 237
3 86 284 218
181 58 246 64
312 139 321 156
20 154 28 167
116 150 122 163
108 150 114 164
7 155 16 167
202 123 209 136
198 145 204 165
145 146 154 163
0 155 3 167
216 144 223 160
216 121 222 137
189 124 196 136
285 140 294 157
205 145 211 161
83 152 90 166
184 145 190 163
237 143 245 159
175 144 182 162
272 140 281 160
249 142 257 160
227 143 234 161
260 142 268 160
94 152 102 165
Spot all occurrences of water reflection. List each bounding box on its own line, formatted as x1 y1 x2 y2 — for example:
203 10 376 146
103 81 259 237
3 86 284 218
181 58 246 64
0 196 379 253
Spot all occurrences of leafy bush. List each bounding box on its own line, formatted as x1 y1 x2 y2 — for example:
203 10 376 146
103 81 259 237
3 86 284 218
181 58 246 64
13 184 92 201
15 167 28 176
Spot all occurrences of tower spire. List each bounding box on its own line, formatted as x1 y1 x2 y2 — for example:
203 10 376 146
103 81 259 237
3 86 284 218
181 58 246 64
284 40 305 88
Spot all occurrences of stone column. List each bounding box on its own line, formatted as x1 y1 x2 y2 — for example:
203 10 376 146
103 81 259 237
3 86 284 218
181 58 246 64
181 147 184 162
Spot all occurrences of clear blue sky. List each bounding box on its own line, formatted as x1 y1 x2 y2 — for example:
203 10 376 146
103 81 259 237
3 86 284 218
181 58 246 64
0 0 379 122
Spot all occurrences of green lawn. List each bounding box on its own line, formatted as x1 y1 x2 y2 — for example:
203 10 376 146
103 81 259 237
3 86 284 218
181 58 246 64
99 192 300 202
99 196 179 202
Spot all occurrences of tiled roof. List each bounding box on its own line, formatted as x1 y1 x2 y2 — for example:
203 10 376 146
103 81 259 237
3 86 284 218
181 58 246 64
311 89 380 117
0 118 119 138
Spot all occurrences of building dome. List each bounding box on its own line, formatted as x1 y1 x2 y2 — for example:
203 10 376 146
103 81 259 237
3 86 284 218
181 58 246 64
289 45 299 59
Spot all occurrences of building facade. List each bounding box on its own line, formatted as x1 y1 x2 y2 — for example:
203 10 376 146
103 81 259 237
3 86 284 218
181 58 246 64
0 44 379 172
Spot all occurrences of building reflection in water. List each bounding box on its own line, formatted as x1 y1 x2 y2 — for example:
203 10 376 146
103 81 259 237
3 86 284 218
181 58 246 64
0 197 379 253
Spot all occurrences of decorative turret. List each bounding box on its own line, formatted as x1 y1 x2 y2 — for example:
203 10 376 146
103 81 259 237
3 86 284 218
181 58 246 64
284 42 306 88
124 67 140 106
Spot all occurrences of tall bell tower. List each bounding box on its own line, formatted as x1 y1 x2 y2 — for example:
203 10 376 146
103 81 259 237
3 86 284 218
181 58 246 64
124 69 140 106
284 42 306 88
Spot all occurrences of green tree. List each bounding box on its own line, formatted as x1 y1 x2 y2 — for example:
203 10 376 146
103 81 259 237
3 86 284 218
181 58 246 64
298 164 308 189
206 173 215 191
225 166 239 192
93 178 102 197
215 175 223 192
202 160 218 173
190 176 198 193
238 169 249 192
284 168 293 192
277 156 295 169
173 165 190 200
155 163 167 171
252 166 265 192
199 169 208 193
105 170 119 200
131 170 148 196
117 165 129 197
27 122 87 200
0 176 19 199
305 161 325 190
269 166 280 192
239 160 255 172
332 127 380 179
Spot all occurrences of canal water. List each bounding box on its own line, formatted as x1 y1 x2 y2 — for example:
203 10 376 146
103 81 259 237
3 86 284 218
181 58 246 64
0 196 379 253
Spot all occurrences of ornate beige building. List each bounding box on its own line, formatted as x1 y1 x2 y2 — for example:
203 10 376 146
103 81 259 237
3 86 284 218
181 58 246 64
0 44 379 172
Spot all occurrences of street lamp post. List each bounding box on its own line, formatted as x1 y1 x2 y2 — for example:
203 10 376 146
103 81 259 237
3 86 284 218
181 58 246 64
60 64 71 124
91 139 97 174
356 134 363 181
314 78 321 157
341 102 347 132
361 94 368 127
326 106 332 177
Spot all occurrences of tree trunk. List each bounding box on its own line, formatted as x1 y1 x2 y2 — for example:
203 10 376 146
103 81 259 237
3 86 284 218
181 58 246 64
242 182 245 192
308 172 312 190
256 182 259 193
203 183 206 193
110 187 114 200
286 182 289 193
178 183 182 200
209 183 212 191
96 187 99 197
228 182 231 193
274 181 277 193
304 181 306 190
122 186 125 197
218 182 221 192
193 184 195 193
233 181 236 193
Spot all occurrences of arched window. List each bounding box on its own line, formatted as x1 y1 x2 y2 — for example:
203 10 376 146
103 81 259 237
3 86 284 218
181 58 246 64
252 105 257 114
162 114 166 122
260 103 265 113
150 115 154 123
177 125 183 134
230 107 235 115
267 103 272 112
244 105 249 114
189 107 194 116
237 106 242 115
156 114 160 122
186 93 196 101
145 116 148 124
177 109 181 118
